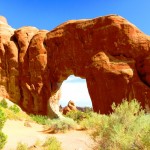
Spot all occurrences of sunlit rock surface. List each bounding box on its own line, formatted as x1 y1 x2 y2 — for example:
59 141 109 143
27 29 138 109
0 15 150 117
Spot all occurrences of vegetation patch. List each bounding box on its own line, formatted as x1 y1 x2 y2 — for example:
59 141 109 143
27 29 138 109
1 98 149 150
65 99 150 150
0 107 7 150
0 98 8 108
66 110 91 123
42 137 62 150
30 114 51 125
0 131 7 150
9 104 20 113
16 142 28 150
16 137 62 150
44 118 77 133
65 108 102 130
90 100 150 150
0 99 31 121
31 114 77 133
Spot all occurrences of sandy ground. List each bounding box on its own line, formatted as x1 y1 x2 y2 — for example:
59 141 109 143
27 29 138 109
2 120 95 150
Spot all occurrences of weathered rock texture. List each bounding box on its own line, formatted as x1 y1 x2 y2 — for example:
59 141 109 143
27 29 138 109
63 100 77 115
0 15 150 117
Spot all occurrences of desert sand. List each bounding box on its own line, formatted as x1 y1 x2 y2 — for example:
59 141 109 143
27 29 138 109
2 120 95 150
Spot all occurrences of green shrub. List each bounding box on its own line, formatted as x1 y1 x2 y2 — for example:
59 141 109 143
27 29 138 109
16 142 28 150
91 99 150 150
47 118 77 133
30 114 51 125
0 107 7 150
9 104 20 113
0 98 8 108
34 139 42 147
0 131 7 150
42 137 62 150
16 137 62 150
31 114 77 133
0 107 7 130
80 112 105 130
1 106 31 121
66 110 93 123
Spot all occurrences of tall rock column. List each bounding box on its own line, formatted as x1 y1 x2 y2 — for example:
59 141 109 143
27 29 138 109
0 16 20 103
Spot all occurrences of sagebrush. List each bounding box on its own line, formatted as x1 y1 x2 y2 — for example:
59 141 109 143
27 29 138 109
90 99 150 150
16 137 62 150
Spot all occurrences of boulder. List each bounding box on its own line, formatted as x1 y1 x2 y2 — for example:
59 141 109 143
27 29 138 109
0 15 150 117
63 100 77 115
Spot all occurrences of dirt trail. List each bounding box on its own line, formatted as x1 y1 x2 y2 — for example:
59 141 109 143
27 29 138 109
2 120 95 150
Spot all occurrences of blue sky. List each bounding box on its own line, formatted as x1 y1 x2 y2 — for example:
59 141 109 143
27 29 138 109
1 1 150 107
1 1 150 34
59 76 91 107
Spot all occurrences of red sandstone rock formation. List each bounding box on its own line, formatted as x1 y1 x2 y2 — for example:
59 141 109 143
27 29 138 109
0 15 150 117
63 100 77 115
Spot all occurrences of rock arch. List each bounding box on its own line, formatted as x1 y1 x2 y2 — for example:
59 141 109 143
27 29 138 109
0 15 150 117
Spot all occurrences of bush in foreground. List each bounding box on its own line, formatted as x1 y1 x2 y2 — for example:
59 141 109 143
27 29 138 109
66 99 150 149
42 137 62 150
16 137 62 150
91 99 150 150
16 142 28 150
46 118 77 133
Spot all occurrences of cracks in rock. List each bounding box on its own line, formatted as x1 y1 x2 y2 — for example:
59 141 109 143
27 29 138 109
12 33 24 106
136 60 150 88
43 40 47 49
3 44 9 91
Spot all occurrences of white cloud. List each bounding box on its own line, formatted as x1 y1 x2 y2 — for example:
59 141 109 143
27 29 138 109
59 76 92 107
64 75 85 83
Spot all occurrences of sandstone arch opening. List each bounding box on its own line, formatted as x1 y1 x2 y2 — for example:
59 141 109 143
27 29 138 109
1 15 150 118
59 75 92 108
